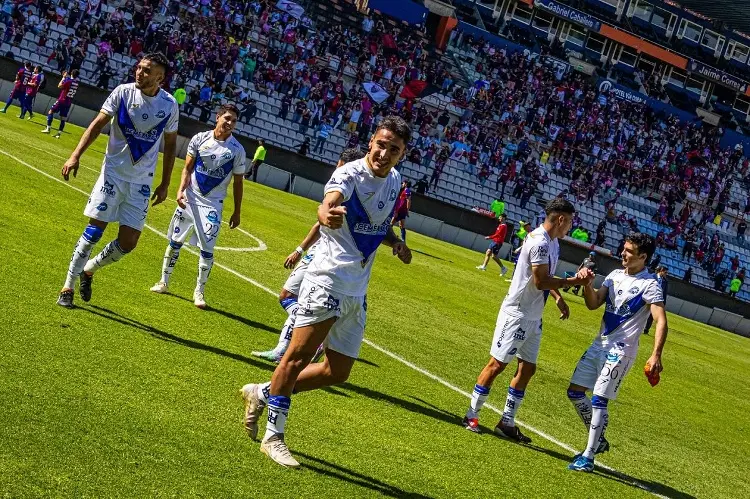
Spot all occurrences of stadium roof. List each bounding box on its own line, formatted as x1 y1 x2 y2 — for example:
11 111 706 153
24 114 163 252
673 0 750 35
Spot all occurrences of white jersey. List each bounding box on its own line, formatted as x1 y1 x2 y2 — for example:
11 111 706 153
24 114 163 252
306 158 401 296
500 226 559 321
187 130 247 202
593 268 663 355
100 83 179 184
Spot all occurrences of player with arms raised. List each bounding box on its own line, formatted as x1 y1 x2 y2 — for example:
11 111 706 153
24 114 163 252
42 69 80 138
1 61 31 115
19 65 44 120
462 198 593 441
56 53 179 308
240 117 413 468
252 147 364 362
150 104 246 308
567 232 667 472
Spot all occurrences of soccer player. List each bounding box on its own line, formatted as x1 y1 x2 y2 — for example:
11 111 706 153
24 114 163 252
566 232 667 472
476 213 508 276
462 199 593 442
391 179 412 243
56 53 179 308
149 104 246 308
19 65 44 120
240 116 413 468
42 69 80 138
1 61 31 115
252 147 365 363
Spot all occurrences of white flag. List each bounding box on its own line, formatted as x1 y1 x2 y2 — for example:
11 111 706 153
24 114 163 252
275 0 305 19
363 82 389 104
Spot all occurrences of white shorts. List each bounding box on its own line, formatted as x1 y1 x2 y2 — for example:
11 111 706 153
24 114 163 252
84 173 151 231
282 257 312 295
490 311 542 364
167 197 223 253
570 344 634 400
294 277 366 359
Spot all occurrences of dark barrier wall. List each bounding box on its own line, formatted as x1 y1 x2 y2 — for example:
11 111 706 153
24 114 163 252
3 56 747 318
368 0 428 25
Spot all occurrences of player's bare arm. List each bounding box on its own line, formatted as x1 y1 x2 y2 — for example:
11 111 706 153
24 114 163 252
318 191 346 229
382 229 412 264
285 222 321 269
646 302 668 374
531 264 591 290
230 173 243 229
175 154 196 208
581 280 609 310
61 112 111 181
152 132 178 206
549 289 570 319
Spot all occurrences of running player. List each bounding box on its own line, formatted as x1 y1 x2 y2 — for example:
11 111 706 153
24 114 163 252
149 104 246 308
391 179 412 243
42 69 80 138
476 213 508 276
240 116 413 468
462 198 593 442
1 61 31 114
56 53 179 308
19 65 44 120
567 232 667 472
251 147 364 362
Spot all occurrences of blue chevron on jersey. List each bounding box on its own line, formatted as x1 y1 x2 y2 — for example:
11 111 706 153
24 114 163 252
602 291 646 336
194 153 236 196
117 99 170 164
343 189 393 262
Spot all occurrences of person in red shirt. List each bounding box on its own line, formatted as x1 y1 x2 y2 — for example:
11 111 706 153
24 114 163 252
476 214 508 275
2 61 31 114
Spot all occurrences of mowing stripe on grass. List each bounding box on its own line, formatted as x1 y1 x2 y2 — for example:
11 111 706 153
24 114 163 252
2 148 667 499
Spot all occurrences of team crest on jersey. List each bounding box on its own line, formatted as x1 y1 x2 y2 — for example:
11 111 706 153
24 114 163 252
156 110 166 119
629 286 640 294
139 185 151 197
97 202 108 211
378 201 385 209
142 113 149 120
606 352 620 362
206 210 220 223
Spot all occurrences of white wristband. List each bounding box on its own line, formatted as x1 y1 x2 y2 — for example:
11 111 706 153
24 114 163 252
295 246 304 254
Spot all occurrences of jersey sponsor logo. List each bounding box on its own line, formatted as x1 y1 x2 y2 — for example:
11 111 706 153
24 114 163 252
324 295 341 312
508 347 518 355
352 221 390 234
139 185 150 197
173 226 181 234
100 180 116 196
206 210 220 223
343 189 396 263
606 352 620 362
96 202 108 211
530 244 549 260
194 153 236 196
513 328 526 341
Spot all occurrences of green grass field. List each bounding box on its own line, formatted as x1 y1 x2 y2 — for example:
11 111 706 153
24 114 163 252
0 110 748 498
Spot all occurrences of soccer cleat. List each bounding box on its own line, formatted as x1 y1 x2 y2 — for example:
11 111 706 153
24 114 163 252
79 272 93 302
240 383 267 440
0 109 5 113
260 433 300 468
150 282 169 294
462 416 480 433
568 455 595 472
193 291 206 309
311 344 325 363
56 289 74 308
476 265 486 271
573 437 610 460
41 127 50 133
54 132 61 139
251 349 283 363
494 423 532 443
500 266 508 276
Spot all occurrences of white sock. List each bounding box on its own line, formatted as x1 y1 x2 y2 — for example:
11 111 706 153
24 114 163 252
161 241 182 284
567 390 593 428
256 381 271 404
500 386 525 427
196 251 213 293
63 225 103 289
583 397 609 459
274 298 299 353
466 383 490 419
263 395 291 441
84 240 129 274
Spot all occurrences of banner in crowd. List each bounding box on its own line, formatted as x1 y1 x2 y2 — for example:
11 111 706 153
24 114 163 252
534 0 602 33
275 0 305 20
597 79 647 104
400 80 441 100
363 82 390 103
688 59 749 94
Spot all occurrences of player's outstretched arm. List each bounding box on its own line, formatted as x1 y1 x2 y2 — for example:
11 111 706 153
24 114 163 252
229 173 243 229
285 222 322 269
531 264 591 290
318 191 346 229
61 112 110 181
646 302 668 374
152 132 178 206
581 280 608 310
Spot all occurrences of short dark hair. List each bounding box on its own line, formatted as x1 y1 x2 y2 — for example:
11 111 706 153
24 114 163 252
403 180 412 188
34 65 42 71
625 232 656 263
70 69 80 78
258 139 265 146
545 198 575 216
217 103 239 117
374 115 412 147
142 52 169 72
339 147 364 164
24 61 31 68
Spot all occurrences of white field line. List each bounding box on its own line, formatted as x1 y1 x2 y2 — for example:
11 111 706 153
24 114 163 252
2 148 668 498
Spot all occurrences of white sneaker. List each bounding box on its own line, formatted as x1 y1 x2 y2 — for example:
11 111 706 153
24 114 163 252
476 265 486 271
240 383 266 440
41 127 50 133
150 282 168 294
54 132 61 139
261 433 300 468
500 266 508 276
193 290 207 309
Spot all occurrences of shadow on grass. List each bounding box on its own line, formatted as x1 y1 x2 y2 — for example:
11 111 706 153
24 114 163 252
411 249 451 262
355 357 379 367
164 293 278 333
82 305 276 374
296 451 434 498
